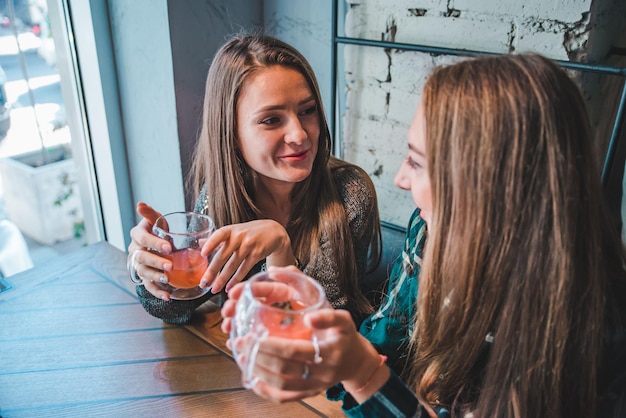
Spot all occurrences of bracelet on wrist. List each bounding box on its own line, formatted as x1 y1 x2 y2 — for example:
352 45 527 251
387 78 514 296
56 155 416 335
344 354 388 394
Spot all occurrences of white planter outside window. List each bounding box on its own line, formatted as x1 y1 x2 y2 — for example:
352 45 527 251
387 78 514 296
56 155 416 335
0 146 83 245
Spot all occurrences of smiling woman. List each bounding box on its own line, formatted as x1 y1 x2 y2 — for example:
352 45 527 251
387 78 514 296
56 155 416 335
236 65 320 194
128 34 382 326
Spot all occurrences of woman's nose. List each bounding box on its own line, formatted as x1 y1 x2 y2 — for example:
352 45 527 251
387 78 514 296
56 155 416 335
394 164 410 190
284 117 307 144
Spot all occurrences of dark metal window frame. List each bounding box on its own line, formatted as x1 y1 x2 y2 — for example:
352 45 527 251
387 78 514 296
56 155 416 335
330 0 626 188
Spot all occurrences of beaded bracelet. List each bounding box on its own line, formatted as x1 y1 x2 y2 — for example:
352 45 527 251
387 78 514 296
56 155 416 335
344 354 388 394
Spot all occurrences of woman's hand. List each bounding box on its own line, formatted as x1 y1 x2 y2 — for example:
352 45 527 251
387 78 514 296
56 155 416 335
200 219 294 293
127 202 174 301
253 309 383 403
221 282 384 403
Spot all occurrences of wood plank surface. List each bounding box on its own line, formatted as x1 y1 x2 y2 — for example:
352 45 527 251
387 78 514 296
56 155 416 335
0 242 344 417
1 392 332 418
1 357 241 410
1 328 218 374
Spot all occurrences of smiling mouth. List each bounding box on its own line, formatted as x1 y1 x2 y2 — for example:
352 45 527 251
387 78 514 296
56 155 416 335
281 150 308 161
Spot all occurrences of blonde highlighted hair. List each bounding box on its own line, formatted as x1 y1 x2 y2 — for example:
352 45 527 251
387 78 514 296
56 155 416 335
411 53 626 417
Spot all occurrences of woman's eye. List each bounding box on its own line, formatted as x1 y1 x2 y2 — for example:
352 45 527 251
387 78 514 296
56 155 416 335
260 116 280 125
406 156 421 169
299 106 318 117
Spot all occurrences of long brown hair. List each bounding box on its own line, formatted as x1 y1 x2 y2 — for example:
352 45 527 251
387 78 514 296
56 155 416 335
189 34 380 316
411 54 626 417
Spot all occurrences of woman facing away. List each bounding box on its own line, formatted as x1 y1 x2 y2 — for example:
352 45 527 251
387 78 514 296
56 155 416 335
127 34 381 326
221 53 626 417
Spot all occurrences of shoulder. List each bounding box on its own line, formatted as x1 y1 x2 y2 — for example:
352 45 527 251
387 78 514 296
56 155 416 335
329 158 376 207
329 159 378 237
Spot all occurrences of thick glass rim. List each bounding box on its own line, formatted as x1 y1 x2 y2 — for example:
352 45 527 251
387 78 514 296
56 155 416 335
243 270 327 313
152 211 215 238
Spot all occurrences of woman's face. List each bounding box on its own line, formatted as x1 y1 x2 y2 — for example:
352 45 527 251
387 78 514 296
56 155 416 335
236 65 320 188
394 103 433 225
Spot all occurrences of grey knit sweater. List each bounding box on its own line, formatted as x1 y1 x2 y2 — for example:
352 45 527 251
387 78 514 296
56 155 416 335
136 164 378 324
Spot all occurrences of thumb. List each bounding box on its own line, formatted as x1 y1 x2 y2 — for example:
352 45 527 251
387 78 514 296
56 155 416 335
304 309 356 333
137 202 162 225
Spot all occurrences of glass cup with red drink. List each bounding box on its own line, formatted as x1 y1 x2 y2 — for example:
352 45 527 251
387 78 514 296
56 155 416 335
151 211 215 300
230 269 328 388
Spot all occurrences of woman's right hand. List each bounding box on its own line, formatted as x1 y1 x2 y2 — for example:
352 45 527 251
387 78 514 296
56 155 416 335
199 219 294 294
127 202 174 301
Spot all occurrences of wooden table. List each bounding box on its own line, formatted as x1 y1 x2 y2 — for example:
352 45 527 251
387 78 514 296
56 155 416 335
0 241 344 417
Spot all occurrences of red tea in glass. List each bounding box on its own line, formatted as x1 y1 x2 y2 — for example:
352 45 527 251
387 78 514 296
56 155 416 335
163 248 208 289
261 300 313 340
152 211 215 300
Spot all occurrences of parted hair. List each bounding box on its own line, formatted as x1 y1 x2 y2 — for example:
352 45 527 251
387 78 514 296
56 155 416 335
189 33 380 316
411 53 626 417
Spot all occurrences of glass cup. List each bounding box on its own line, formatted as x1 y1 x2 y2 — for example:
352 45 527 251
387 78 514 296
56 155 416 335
151 211 215 300
230 269 327 388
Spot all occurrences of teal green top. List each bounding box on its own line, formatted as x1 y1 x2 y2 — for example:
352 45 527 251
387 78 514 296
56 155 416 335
359 209 426 376
326 209 427 413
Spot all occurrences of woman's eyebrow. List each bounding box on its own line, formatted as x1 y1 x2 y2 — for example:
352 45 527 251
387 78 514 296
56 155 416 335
298 96 316 105
409 143 426 157
255 96 316 113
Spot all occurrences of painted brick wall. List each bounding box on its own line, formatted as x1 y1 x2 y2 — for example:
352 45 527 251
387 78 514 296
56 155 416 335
340 0 625 226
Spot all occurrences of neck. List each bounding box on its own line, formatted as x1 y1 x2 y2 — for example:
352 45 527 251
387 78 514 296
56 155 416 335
253 176 294 227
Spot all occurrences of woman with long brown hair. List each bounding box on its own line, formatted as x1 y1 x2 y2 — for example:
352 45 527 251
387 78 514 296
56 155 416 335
222 53 626 417
128 34 381 325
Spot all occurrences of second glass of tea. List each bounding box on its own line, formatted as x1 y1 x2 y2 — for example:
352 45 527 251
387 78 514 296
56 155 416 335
230 269 328 388
152 211 215 300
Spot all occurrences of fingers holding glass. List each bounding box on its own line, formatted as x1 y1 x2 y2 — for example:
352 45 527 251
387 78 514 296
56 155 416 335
128 248 171 283
230 269 327 388
201 246 257 294
200 220 293 294
235 337 325 393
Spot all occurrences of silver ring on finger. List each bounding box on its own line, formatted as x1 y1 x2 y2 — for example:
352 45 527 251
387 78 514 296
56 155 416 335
128 249 144 284
312 337 323 364
302 363 310 380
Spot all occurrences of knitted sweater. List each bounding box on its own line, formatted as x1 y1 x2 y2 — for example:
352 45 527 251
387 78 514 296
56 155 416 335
136 164 378 324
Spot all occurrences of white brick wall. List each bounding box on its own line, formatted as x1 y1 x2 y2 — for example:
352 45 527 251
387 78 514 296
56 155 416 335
340 0 619 226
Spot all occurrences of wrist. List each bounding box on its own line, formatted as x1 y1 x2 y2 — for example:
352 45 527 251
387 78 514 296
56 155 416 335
262 254 301 270
342 352 388 395
264 234 300 269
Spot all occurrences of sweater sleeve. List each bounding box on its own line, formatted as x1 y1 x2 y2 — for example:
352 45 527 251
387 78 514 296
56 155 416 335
135 285 218 324
335 166 378 280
